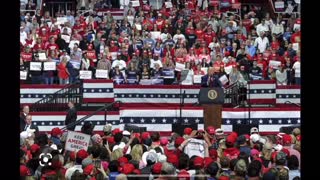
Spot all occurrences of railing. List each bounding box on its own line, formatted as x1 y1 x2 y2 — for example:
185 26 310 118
30 83 82 112
224 82 242 107
61 101 121 130
44 1 76 17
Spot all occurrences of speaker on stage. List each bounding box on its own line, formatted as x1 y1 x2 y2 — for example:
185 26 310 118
172 123 198 136
233 124 258 135
280 125 300 134
124 124 147 133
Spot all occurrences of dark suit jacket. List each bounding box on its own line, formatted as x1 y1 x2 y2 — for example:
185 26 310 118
20 112 27 132
201 74 223 88
65 107 77 131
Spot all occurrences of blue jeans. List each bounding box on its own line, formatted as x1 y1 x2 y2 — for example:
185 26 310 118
69 76 79 84
295 77 301 85
44 77 54 85
59 78 69 85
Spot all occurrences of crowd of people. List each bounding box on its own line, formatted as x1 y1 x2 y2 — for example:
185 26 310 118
20 0 301 86
20 117 301 179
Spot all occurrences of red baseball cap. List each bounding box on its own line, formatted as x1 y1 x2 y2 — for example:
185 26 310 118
30 144 40 154
20 165 31 176
193 156 204 168
51 127 62 137
184 127 193 135
76 149 88 159
121 163 135 174
141 132 150 140
175 137 185 147
206 126 215 135
152 162 162 174
282 134 292 144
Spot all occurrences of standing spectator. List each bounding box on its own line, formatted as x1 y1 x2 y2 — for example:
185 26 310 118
29 54 43 84
20 105 30 132
292 57 300 85
66 60 79 84
57 56 70 85
65 101 77 131
256 19 269 37
276 65 287 85
254 31 269 53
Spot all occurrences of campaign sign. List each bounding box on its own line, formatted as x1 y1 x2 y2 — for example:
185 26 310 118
65 131 91 151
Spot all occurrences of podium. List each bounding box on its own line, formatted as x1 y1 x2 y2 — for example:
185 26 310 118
199 88 224 129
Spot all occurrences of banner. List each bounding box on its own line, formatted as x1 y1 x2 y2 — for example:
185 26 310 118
69 40 80 49
65 131 91 151
79 70 92 79
20 71 27 80
30 62 42 71
95 69 109 79
44 62 56 71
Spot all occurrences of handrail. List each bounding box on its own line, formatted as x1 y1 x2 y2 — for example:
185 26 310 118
30 83 81 112
284 101 301 107
61 100 121 130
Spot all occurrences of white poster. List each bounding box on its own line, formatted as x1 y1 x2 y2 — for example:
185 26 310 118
57 17 68 25
79 70 92 79
69 40 80 49
69 60 81 69
135 24 142 31
20 71 27 80
219 75 229 85
38 53 47 61
292 43 299 51
224 65 233 74
151 31 161 40
65 131 91 152
95 69 109 79
131 0 140 7
275 1 285 9
201 68 208 74
165 2 173 8
44 62 56 71
175 62 185 71
193 75 202 84
269 60 281 69
30 62 42 71
61 35 71 43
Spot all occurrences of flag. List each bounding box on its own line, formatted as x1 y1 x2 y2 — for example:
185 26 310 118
82 79 114 103
31 107 300 134
20 85 65 105
247 80 276 104
276 85 300 104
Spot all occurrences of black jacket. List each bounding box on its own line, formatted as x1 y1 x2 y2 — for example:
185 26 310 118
65 107 77 131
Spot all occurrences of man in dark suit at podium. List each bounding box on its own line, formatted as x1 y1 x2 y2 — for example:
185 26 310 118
201 67 223 88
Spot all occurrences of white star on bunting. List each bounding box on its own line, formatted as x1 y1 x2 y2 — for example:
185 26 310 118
226 120 230 124
99 89 102 92
278 120 282 124
237 120 241 124
195 119 200 123
172 95 175 98
57 122 61 125
120 119 124 123
186 95 190 98
106 89 110 92
97 122 100 125
143 95 147 98
150 95 154 98
184 119 189 123
35 95 39 98
261 90 265 93
269 119 273 124
297 119 300 123
128 94 132 97
194 95 197 98
151 118 156 123
28 95 31 98
136 94 139 97
287 119 291 123
33 122 37 125
165 95 168 98
269 90 272 93
173 119 177 123
112 121 116 124
162 118 166 123
49 122 52 125
84 89 87 92
122 94 125 97
130 118 134 123
91 89 94 92
259 119 263 123
141 118 145 123
41 122 45 125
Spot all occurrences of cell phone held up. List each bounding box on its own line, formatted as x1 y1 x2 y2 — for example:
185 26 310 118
94 159 101 168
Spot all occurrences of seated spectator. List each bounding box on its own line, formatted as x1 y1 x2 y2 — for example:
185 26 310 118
110 65 126 84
